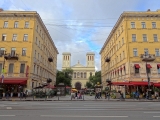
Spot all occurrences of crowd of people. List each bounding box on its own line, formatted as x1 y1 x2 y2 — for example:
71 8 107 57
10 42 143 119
71 90 83 99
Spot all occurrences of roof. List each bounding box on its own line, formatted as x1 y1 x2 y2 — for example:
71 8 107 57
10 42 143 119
72 61 85 68
99 9 160 54
86 52 95 55
0 10 59 54
62 52 71 55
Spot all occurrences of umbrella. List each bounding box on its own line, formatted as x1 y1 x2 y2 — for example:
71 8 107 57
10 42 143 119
72 89 78 92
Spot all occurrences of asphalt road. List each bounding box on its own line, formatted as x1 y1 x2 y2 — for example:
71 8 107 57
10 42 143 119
0 101 160 120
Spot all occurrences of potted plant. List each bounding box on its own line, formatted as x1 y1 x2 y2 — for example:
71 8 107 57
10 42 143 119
154 87 160 99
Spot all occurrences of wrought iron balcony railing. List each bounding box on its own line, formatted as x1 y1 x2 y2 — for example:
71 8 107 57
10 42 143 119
140 54 155 62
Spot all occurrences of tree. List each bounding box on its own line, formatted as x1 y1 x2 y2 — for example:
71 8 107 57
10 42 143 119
56 68 73 86
85 81 93 89
86 71 101 88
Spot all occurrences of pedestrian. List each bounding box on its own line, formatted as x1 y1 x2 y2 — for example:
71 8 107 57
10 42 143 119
6 90 10 100
95 91 98 99
135 91 140 100
106 92 110 100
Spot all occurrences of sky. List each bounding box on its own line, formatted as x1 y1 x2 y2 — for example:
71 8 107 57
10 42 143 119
0 0 160 71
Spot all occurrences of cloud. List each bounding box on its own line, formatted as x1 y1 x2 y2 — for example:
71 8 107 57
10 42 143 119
1 0 160 71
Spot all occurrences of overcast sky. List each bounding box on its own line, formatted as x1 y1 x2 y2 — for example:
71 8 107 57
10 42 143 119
1 0 160 71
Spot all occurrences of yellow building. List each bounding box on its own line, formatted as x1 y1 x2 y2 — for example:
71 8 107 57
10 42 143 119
62 52 95 90
100 9 160 94
0 9 58 95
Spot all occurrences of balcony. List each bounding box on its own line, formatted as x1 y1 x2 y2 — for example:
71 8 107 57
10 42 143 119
140 54 155 62
105 57 110 62
4 53 18 60
48 57 53 62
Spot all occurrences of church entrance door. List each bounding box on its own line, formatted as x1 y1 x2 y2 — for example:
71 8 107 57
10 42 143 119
75 82 81 90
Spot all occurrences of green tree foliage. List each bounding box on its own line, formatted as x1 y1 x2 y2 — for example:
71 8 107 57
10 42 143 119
85 71 101 88
56 68 73 86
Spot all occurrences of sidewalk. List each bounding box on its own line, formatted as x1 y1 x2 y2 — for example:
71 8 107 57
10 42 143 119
0 95 160 102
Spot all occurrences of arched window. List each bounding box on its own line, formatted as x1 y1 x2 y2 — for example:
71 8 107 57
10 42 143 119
90 72 92 77
81 72 83 78
74 72 76 78
84 72 86 78
77 72 80 78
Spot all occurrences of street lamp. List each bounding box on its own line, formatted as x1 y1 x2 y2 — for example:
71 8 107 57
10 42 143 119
141 52 155 100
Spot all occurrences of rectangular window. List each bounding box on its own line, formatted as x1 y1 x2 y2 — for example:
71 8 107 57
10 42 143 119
0 48 5 56
155 49 159 56
123 51 125 59
141 22 146 28
12 34 17 41
20 64 25 73
3 21 8 28
35 50 36 57
24 21 29 28
131 22 135 28
8 63 14 73
11 48 16 56
122 38 124 45
135 68 139 73
143 34 147 42
14 21 18 28
36 25 38 31
133 48 138 56
22 48 26 56
152 22 156 28
132 34 136 42
2 34 6 41
144 48 149 55
23 34 28 41
153 34 158 42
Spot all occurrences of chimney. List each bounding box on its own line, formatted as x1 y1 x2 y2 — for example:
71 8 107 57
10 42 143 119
147 9 151 12
0 8 3 12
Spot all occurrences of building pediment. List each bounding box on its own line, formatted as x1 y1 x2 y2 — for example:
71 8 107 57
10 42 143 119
72 63 85 68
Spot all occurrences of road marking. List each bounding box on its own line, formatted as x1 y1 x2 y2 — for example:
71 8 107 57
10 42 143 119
41 115 128 118
6 107 12 109
153 116 160 117
144 112 160 113
0 115 15 117
84 105 135 106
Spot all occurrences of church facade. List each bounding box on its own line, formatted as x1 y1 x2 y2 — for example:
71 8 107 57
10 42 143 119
62 52 95 90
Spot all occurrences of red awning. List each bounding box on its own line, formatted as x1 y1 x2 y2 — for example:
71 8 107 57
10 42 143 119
0 78 27 85
157 64 160 68
147 64 152 68
130 81 153 86
154 83 160 87
135 64 140 68
111 82 133 86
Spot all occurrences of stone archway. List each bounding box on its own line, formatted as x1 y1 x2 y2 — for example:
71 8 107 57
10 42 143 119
75 82 81 90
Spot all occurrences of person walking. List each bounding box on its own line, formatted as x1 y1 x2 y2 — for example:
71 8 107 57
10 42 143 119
135 91 140 100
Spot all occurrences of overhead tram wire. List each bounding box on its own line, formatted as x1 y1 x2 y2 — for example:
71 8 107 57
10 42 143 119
45 23 114 27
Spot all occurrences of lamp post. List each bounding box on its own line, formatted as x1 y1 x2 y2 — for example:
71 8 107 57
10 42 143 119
141 52 155 100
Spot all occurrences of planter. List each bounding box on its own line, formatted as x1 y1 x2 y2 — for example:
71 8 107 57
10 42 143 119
139 95 143 99
126 95 130 99
152 95 155 99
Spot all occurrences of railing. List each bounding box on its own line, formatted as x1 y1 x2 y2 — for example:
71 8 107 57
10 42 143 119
105 57 110 62
4 53 18 60
140 54 155 62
